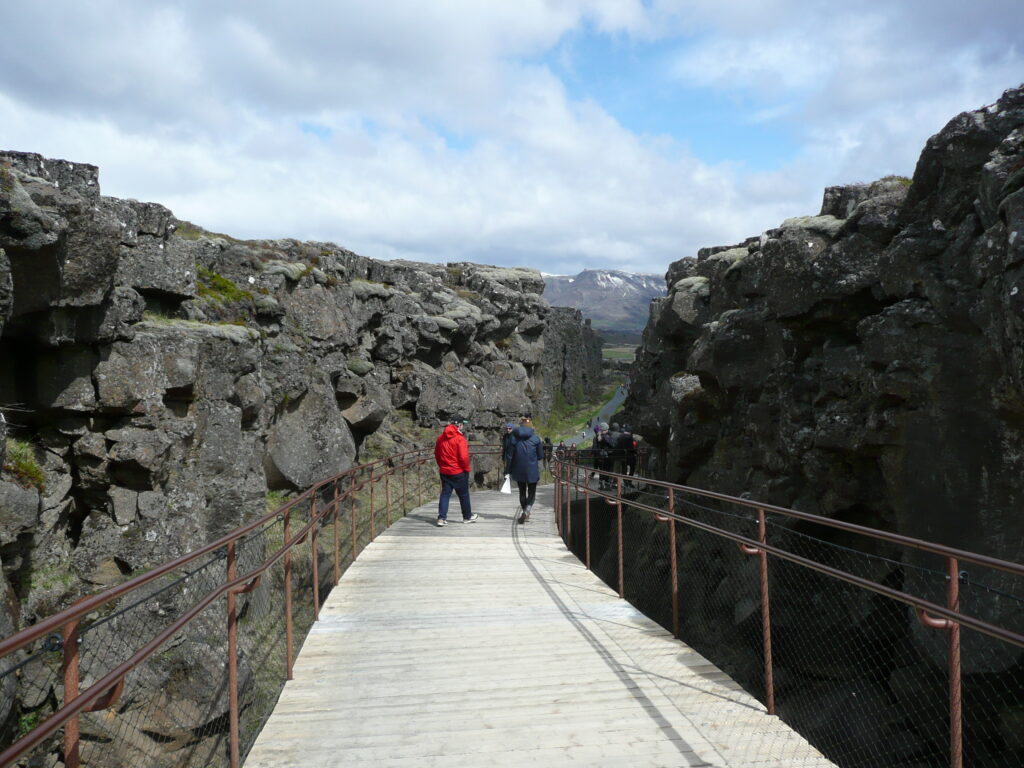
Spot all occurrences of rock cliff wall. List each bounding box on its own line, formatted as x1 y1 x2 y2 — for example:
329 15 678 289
616 84 1024 766
0 151 600 638
538 307 604 413
628 85 1024 568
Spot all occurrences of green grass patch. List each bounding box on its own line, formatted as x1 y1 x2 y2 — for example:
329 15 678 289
533 383 620 443
266 490 291 514
29 563 74 591
3 438 46 491
197 267 254 305
17 711 43 738
602 346 636 360
879 174 912 187
173 220 242 243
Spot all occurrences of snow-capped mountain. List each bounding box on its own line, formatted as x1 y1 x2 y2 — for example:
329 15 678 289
542 269 665 332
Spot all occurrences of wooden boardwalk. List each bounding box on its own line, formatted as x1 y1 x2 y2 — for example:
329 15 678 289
244 488 835 767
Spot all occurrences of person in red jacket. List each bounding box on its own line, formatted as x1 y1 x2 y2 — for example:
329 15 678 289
433 414 477 527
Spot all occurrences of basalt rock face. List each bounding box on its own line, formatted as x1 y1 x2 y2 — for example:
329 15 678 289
537 307 603 413
623 86 1024 764
630 85 1024 564
0 151 600 758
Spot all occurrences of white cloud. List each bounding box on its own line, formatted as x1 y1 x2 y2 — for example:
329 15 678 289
0 1 1021 277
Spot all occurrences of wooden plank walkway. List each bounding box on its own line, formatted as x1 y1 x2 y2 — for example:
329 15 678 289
244 488 836 767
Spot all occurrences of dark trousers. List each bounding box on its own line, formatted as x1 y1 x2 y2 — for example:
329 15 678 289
517 481 537 511
438 471 472 520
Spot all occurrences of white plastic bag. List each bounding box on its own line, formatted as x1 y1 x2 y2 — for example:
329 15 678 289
500 475 512 494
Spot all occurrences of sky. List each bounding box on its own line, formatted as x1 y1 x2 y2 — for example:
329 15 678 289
0 1 1021 277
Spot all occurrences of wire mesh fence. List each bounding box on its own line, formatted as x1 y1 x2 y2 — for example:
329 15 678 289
0 448 439 768
552 455 1024 768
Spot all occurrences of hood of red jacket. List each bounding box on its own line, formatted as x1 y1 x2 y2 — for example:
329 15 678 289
440 424 463 440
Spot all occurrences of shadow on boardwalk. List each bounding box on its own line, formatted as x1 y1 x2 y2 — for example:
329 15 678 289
243 488 834 768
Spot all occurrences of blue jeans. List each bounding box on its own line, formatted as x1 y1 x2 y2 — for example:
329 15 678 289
438 471 472 520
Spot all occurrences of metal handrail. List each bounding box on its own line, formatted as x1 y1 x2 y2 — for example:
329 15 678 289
559 449 1024 579
0 442 496 768
0 447 429 660
551 452 1024 768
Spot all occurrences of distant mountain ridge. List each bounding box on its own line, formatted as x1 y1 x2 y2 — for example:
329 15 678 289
542 269 664 333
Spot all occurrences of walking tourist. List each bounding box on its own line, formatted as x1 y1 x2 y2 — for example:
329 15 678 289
505 416 544 524
501 421 515 458
542 436 553 469
434 415 477 526
592 422 613 490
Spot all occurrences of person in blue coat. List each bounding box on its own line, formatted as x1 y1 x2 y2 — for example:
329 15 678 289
504 416 544 524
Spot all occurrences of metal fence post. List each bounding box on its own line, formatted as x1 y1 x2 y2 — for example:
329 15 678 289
555 461 562 536
553 462 560 536
62 616 81 768
948 557 963 768
333 480 340 585
351 485 358 563
669 489 679 639
417 455 423 505
746 508 775 714
311 496 320 622
284 509 294 680
566 466 573 542
913 557 963 768
369 466 376 541
554 462 561 537
584 484 591 570
617 476 624 599
561 463 569 537
226 541 240 768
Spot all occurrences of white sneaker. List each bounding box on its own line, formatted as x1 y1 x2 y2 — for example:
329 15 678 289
463 513 479 523
437 518 447 527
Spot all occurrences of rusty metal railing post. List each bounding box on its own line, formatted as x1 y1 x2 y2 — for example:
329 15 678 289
918 558 963 768
226 542 240 768
369 466 376 541
739 508 775 714
584 483 591 570
617 476 624 599
553 462 560 536
283 508 294 680
62 617 81 768
385 468 392 526
554 462 561 537
566 466 573 542
351 483 358 564
333 480 340 585
566 463 573 536
757 509 775 714
669 489 679 639
557 461 563 537
417 455 424 506
948 557 963 768
401 461 408 515
311 496 320 622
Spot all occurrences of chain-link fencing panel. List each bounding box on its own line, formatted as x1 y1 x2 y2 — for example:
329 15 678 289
554 459 1024 768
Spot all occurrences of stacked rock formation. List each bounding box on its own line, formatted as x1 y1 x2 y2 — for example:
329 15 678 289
0 150 601 646
622 85 1024 761
628 85 1024 565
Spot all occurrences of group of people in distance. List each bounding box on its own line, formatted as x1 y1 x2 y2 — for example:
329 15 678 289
432 413 638 527
431 414 553 527
589 421 638 490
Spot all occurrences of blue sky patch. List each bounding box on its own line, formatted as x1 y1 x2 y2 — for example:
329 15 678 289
540 26 799 171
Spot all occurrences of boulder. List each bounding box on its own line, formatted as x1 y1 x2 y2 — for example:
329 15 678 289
0 477 40 545
265 383 356 489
